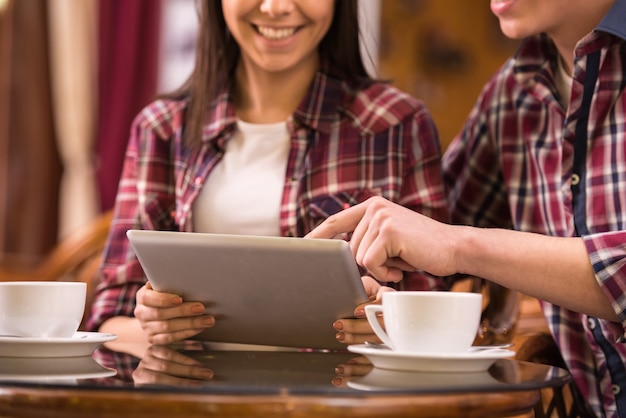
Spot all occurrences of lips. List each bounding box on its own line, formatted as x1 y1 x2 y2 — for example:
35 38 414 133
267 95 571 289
490 0 515 16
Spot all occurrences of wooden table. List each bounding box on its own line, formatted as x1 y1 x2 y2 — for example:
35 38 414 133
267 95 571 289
0 341 571 418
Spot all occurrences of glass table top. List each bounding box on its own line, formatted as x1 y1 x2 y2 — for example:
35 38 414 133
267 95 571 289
0 340 572 397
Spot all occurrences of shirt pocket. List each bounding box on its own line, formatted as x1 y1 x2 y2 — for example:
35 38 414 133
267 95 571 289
140 193 179 231
304 189 381 233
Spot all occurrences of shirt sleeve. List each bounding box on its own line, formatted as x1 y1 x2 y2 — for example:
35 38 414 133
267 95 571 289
442 77 514 230
583 231 626 340
86 105 178 332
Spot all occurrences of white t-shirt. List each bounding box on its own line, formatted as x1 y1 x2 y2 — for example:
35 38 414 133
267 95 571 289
193 119 290 236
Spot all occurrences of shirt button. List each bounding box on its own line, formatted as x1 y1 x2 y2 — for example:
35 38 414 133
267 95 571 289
612 384 621 395
194 177 203 187
571 173 580 186
284 231 294 237
588 318 596 329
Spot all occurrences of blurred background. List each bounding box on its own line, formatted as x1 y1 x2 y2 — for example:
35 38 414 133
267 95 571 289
0 0 518 269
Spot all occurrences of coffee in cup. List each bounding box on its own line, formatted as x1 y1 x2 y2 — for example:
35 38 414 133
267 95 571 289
0 281 86 338
364 291 482 353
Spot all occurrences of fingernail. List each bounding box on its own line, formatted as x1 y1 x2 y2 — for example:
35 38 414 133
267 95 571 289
335 366 345 375
191 304 205 314
172 296 183 304
355 309 364 317
333 321 343 331
336 332 345 341
203 316 215 327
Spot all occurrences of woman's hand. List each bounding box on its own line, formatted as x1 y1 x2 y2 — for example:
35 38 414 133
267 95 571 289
133 343 214 386
333 276 395 345
134 282 215 345
331 355 374 388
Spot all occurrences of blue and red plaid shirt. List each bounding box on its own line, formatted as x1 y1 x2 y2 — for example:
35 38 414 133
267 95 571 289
87 67 449 334
443 2 626 415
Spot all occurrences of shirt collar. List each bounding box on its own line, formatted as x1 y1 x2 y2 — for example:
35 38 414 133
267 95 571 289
507 2 625 110
201 89 238 148
292 66 345 135
510 35 568 110
597 0 626 41
202 62 346 146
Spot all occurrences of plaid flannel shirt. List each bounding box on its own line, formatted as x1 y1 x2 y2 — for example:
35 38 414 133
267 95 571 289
443 2 626 415
87 67 449 336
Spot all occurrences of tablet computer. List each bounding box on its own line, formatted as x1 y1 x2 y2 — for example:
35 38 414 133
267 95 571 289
126 230 369 350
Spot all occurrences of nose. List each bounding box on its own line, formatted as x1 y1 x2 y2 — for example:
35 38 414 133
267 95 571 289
259 0 295 17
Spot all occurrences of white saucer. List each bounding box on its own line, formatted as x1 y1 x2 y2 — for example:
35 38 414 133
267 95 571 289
347 344 515 373
0 331 117 358
0 356 117 383
347 367 501 391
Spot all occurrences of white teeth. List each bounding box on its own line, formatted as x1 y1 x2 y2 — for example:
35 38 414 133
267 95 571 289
257 26 296 40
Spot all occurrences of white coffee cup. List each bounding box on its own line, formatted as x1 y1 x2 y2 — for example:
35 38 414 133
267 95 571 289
364 291 482 353
0 281 86 338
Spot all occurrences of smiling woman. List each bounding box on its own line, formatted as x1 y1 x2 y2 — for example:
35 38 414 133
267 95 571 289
87 0 450 350
221 0 334 122
156 0 381 93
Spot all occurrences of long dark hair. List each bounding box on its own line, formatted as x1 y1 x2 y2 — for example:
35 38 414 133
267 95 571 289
165 0 375 147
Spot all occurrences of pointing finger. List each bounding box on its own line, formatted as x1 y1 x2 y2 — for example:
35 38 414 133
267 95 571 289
305 202 370 239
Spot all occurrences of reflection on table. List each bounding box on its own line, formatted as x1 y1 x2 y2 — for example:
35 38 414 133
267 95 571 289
0 339 572 418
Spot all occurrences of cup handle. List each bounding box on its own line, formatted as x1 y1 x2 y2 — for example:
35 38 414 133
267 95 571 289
364 305 394 349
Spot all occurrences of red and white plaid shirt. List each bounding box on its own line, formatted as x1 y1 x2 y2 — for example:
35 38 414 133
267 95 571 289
87 67 449 335
443 4 626 415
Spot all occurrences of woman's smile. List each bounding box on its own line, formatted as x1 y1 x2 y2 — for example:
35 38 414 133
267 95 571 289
255 25 299 41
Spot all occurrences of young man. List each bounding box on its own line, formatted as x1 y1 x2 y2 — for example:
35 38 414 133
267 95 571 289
308 0 626 416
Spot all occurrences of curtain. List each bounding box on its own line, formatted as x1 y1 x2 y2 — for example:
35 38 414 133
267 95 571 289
96 0 161 212
0 0 161 267
48 0 100 239
0 0 62 267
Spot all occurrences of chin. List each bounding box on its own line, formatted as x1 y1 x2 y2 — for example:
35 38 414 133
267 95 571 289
498 21 533 40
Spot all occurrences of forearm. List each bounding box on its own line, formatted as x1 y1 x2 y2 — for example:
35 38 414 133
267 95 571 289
454 226 618 322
